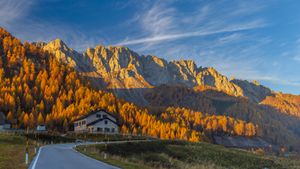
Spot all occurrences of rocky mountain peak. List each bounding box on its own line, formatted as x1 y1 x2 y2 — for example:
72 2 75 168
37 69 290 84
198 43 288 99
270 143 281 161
45 39 70 51
36 38 272 103
42 39 82 69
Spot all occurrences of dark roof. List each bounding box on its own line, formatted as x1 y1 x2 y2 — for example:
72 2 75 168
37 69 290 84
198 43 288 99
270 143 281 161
74 109 117 122
87 117 119 126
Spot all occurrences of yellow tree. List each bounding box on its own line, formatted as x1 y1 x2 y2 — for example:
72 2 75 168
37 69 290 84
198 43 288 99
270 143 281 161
189 130 200 142
23 113 29 128
37 112 44 125
6 111 14 124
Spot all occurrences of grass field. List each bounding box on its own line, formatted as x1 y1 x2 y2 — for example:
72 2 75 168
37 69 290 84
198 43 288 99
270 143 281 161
77 140 300 169
0 133 35 169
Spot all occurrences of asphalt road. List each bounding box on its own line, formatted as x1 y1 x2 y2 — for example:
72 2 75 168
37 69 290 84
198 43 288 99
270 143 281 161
29 143 120 169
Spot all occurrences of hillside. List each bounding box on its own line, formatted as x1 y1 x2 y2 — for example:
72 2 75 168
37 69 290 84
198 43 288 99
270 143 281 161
143 85 300 150
0 27 258 143
77 140 300 169
33 35 300 150
1 27 300 151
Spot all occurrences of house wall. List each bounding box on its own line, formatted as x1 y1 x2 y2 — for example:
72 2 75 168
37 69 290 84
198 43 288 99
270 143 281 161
88 119 119 134
74 119 88 132
74 111 117 132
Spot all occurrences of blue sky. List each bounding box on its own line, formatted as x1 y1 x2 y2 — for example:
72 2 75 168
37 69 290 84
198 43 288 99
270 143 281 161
0 0 300 94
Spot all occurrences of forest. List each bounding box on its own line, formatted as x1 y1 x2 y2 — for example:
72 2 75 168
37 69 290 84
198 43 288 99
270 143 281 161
0 27 258 142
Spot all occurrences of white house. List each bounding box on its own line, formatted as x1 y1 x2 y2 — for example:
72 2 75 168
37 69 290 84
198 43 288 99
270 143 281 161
0 112 11 130
74 109 119 134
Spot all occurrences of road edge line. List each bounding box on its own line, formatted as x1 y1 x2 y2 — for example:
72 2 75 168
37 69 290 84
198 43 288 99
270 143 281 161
28 146 43 169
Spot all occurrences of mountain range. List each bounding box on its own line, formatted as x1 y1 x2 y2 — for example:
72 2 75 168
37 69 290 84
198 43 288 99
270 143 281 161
33 38 300 150
38 39 274 104
1 27 300 151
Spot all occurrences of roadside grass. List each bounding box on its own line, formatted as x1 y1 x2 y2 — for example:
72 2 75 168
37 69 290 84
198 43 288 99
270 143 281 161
271 156 300 169
0 133 35 169
77 140 300 169
67 133 152 142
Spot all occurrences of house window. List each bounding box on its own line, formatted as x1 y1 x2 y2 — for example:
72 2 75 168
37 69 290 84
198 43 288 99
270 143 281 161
105 120 108 124
103 115 107 118
97 128 103 132
82 120 86 125
105 128 110 132
96 114 101 118
112 128 115 133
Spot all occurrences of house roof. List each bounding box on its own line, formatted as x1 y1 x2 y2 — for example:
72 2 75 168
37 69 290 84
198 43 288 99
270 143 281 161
74 109 117 122
86 117 119 126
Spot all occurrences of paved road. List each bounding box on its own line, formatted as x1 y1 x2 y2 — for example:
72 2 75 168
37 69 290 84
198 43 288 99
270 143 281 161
29 142 120 169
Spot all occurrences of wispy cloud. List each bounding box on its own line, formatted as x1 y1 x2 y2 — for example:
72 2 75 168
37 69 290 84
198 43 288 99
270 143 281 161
258 76 300 87
0 0 105 51
0 0 33 26
141 3 176 36
116 20 265 46
116 1 267 46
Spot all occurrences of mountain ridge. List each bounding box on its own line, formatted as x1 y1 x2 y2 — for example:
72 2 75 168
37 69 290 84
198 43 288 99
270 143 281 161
1 27 300 151
36 39 272 104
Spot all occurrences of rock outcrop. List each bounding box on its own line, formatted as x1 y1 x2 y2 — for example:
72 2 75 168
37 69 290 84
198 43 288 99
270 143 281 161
42 39 93 72
231 79 272 103
36 39 273 104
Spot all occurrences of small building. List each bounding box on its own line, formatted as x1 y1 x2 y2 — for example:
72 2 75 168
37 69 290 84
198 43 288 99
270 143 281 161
0 112 11 130
74 109 119 134
36 125 47 131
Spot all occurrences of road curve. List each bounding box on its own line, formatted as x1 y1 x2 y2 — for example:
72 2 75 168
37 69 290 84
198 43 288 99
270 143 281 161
29 143 120 169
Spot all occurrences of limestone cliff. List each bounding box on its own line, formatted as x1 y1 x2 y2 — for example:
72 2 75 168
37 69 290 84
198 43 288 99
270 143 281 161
36 39 273 104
